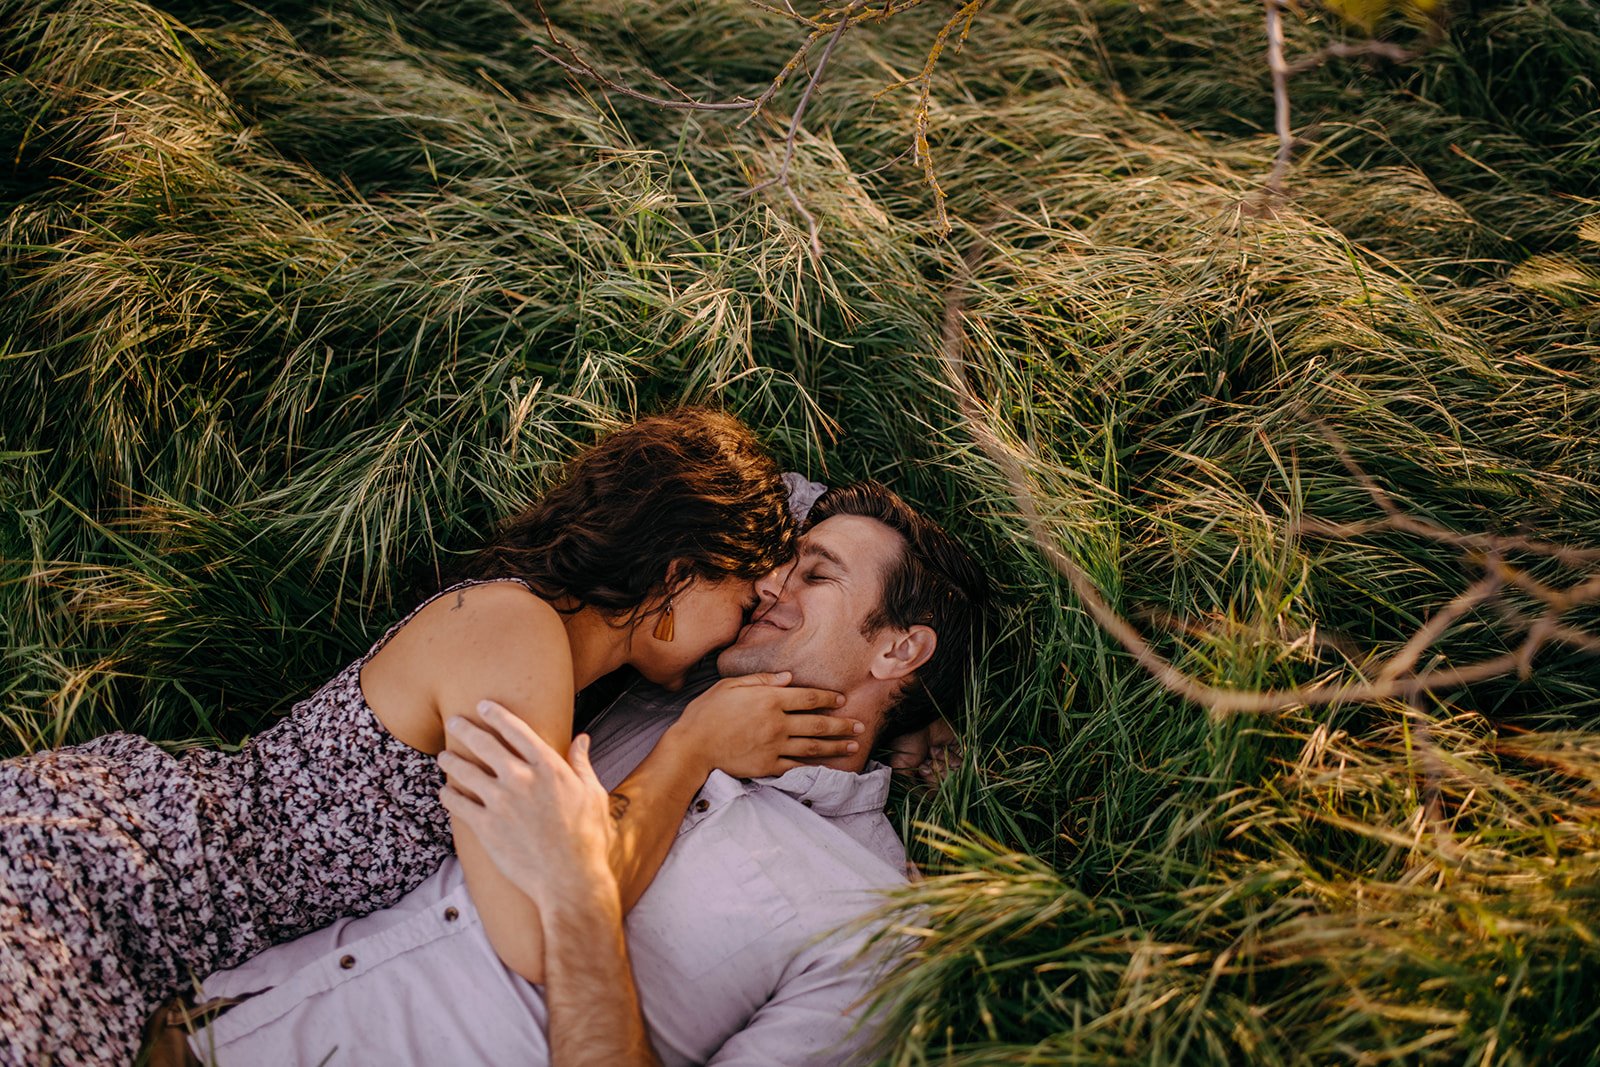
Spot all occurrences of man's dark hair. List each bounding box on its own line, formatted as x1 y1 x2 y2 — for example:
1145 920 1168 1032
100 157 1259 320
806 481 988 737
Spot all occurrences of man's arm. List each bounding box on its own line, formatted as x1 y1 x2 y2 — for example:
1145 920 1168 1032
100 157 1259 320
541 842 661 1067
440 709 660 1067
705 923 901 1066
879 715 962 784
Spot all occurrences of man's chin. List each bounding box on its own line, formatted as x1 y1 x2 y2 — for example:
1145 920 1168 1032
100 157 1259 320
716 641 784 679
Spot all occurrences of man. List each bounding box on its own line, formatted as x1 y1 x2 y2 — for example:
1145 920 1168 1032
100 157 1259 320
169 482 986 1065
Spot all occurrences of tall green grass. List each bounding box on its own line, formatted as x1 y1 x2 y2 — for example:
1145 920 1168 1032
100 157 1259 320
3 0 1599 1059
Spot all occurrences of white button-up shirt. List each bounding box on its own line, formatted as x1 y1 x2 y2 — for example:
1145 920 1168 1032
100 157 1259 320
187 680 908 1065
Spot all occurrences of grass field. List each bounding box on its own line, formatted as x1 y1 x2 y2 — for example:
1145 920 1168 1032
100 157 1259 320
4 0 1600 1061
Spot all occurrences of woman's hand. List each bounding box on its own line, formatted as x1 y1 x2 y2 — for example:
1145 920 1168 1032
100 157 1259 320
438 702 615 900
667 672 863 779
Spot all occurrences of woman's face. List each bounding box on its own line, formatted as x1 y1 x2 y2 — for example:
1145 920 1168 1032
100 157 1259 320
631 573 762 690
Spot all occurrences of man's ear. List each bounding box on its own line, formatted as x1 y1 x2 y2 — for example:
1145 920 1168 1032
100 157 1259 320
871 625 937 682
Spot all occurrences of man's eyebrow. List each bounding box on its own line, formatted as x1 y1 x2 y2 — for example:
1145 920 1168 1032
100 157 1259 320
800 542 845 568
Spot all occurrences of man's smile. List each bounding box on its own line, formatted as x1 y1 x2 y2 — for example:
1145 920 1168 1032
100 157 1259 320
742 616 785 634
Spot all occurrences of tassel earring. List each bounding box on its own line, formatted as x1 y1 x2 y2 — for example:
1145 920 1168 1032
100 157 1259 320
652 599 675 642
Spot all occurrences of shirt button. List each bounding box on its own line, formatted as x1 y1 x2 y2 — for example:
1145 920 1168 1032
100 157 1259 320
339 955 356 970
693 798 710 814
443 907 459 922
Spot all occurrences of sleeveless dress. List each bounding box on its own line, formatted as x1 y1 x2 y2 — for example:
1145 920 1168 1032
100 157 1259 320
0 580 518 1065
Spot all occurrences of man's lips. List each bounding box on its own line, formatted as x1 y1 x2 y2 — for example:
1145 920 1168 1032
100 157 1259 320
738 616 788 640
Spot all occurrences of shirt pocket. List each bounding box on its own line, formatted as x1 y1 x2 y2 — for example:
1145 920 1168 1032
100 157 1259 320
626 822 798 981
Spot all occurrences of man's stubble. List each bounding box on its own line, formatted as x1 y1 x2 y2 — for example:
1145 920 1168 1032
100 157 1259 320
717 634 849 697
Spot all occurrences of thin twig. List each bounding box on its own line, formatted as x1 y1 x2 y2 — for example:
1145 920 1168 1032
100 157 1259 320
1376 570 1504 684
741 0 864 258
502 0 759 112
1261 7 1420 195
939 275 1600 715
1264 0 1294 196
1284 38 1414 76
743 0 825 29
875 0 988 235
1489 559 1600 613
1307 422 1600 569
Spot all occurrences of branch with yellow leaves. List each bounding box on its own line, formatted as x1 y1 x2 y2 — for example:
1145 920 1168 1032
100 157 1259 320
938 281 1600 715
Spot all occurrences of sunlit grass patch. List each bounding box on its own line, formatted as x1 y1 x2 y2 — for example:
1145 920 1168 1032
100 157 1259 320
4 0 1600 1059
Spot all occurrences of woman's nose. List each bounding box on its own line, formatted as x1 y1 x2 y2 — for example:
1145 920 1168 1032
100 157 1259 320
753 561 794 604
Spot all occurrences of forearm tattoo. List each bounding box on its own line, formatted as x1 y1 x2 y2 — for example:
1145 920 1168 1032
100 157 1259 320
608 791 631 822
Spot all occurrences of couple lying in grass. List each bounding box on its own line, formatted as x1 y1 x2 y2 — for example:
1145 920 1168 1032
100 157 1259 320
0 407 986 1066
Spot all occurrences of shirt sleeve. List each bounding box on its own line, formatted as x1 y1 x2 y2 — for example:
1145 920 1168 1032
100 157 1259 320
704 932 895 1067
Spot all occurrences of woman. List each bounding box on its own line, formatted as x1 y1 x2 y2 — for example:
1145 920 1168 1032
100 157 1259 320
0 408 859 1066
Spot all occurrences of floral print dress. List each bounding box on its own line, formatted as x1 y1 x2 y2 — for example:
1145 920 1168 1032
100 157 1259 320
0 581 511 1066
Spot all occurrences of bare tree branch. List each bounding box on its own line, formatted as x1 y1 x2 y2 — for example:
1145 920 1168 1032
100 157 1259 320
739 0 865 258
1264 0 1295 196
1376 570 1505 684
494 0 994 252
1261 3 1427 196
1296 424 1600 568
1284 38 1414 76
873 0 989 235
938 276 1600 715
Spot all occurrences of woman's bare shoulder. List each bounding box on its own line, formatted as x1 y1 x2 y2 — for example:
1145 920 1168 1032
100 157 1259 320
404 580 568 650
362 581 574 751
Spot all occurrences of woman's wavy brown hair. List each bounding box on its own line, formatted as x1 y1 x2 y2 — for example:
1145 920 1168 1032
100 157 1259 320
460 408 796 622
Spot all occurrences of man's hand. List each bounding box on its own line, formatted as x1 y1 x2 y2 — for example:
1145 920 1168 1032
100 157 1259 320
668 672 863 779
439 702 661 1067
438 701 615 900
881 716 962 784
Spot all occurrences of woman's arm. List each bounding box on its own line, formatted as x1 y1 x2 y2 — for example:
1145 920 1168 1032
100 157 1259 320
361 581 576 983
441 723 660 1067
603 674 862 910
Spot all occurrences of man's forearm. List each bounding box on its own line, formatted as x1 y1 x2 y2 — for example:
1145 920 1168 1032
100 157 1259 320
439 714 663 1065
543 875 661 1067
608 726 709 910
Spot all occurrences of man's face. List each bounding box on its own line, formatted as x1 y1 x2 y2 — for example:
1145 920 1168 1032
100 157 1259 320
715 514 904 694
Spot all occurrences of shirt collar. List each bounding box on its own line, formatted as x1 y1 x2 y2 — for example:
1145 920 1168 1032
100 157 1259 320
750 761 893 817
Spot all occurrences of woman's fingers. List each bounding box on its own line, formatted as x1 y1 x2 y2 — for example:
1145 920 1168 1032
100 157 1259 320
777 713 863 759
723 671 793 688
722 674 843 709
770 687 847 711
782 713 864 739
